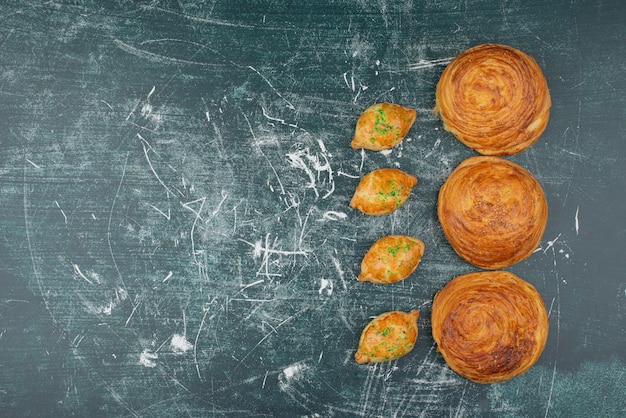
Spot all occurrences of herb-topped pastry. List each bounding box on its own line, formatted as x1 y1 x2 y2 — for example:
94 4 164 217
358 235 425 284
350 168 417 216
351 103 416 151
355 310 420 364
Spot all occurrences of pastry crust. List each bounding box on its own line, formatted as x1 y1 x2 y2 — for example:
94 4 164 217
358 235 425 284
355 310 420 364
434 44 551 156
438 156 547 270
431 271 549 383
351 103 417 151
350 168 418 216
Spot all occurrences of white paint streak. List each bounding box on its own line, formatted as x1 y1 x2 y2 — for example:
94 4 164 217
139 350 158 368
575 206 579 235
278 362 309 392
72 264 94 285
170 334 193 353
543 233 562 254
321 211 348 221
55 201 68 224
318 278 333 296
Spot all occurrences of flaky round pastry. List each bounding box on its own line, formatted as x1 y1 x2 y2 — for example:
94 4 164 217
438 156 547 270
431 271 549 384
434 44 551 155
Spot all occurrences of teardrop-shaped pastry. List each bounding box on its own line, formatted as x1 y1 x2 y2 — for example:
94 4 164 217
350 168 417 216
431 271 549 383
351 103 417 151
355 310 420 364
434 44 551 156
358 235 425 284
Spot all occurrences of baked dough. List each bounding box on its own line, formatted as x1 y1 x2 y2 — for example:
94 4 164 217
351 103 417 151
434 44 551 156
355 310 419 364
438 156 547 270
431 271 549 383
350 168 418 216
358 235 425 284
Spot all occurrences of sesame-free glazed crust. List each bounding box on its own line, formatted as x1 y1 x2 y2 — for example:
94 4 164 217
431 271 549 384
434 44 551 156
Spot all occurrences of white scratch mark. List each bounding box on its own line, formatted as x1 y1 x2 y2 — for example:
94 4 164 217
194 307 211 381
54 201 68 224
286 146 335 199
407 57 454 71
575 206 579 235
125 299 141 327
149 203 171 220
318 278 333 296
331 255 348 291
239 234 309 278
320 211 348 221
543 233 562 254
262 370 269 389
170 334 193 353
240 279 264 292
138 134 179 197
72 264 94 285
337 170 359 179
162 271 173 283
211 190 228 217
181 197 207 270
139 349 158 368
261 106 302 130
100 100 114 110
242 112 286 195
25 159 40 169
248 65 295 110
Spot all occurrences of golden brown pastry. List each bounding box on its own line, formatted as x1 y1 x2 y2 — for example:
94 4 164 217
438 156 547 270
358 235 425 284
431 271 549 383
434 44 551 156
351 103 417 151
355 310 419 364
350 168 417 216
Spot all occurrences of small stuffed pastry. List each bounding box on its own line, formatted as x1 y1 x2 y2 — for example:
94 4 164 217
431 271 549 384
351 103 417 151
355 310 420 364
350 168 417 216
434 44 551 156
438 156 547 270
358 235 425 284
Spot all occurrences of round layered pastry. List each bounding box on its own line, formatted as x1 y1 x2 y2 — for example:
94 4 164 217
434 44 551 156
438 156 547 270
431 271 549 384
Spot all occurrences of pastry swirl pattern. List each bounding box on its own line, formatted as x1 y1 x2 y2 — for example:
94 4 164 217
431 271 549 384
434 44 551 156
438 156 548 270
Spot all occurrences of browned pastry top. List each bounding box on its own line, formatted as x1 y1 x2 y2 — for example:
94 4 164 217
431 271 549 384
434 44 551 156
438 156 548 270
